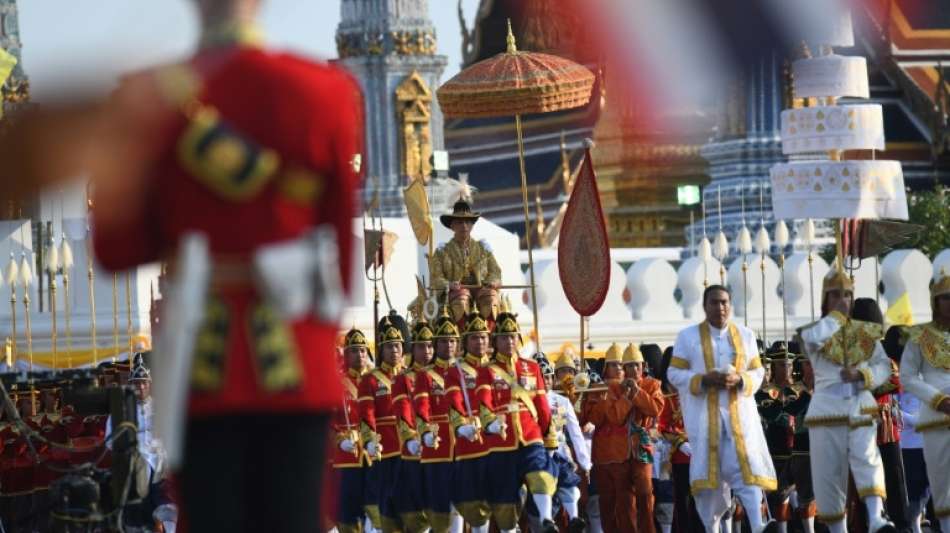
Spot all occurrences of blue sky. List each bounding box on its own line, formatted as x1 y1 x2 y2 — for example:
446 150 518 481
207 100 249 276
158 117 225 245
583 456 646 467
18 0 479 102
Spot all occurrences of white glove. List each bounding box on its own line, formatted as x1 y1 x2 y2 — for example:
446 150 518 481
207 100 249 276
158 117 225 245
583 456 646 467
486 420 503 435
457 424 478 442
339 439 356 453
582 422 595 435
365 441 379 457
679 441 692 457
406 439 422 456
423 432 437 448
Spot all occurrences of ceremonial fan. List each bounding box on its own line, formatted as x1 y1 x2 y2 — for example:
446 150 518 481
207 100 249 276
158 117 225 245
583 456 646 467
436 20 596 349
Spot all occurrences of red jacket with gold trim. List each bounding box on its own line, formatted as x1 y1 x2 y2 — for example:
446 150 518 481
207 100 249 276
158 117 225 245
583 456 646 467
92 40 362 417
332 368 363 468
413 357 455 463
444 353 492 460
477 353 552 451
358 363 402 460
392 363 424 459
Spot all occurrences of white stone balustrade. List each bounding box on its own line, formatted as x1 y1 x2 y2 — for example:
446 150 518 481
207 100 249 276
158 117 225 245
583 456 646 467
2 215 946 364
881 250 932 318
677 257 724 320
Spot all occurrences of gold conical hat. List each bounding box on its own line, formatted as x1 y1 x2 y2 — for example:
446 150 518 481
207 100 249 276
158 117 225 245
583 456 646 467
555 351 576 371
822 263 854 294
622 343 644 364
604 343 623 364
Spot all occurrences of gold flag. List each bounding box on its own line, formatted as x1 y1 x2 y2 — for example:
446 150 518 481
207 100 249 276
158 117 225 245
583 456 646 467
404 177 432 246
0 49 17 119
885 292 914 326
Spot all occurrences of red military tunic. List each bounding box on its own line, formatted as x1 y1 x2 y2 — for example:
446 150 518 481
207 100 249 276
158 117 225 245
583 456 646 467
445 354 492 460
93 38 362 417
477 353 552 451
358 362 404 461
392 362 424 458
413 358 455 463
658 391 690 465
332 368 364 468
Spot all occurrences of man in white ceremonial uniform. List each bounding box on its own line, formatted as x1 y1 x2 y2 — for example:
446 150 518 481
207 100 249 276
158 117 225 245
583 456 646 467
899 271 950 531
797 267 895 533
668 285 776 533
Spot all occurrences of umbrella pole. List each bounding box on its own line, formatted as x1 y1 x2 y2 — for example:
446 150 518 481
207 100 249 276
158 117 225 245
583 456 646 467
515 114 542 351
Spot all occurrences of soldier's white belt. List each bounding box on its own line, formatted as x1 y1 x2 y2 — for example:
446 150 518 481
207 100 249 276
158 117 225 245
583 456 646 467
497 402 526 414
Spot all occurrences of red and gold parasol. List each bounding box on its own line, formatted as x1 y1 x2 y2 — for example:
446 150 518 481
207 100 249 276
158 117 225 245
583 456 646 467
436 20 595 348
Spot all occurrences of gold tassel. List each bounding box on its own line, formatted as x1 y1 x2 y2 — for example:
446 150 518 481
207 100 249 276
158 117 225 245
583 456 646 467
87 241 98 366
21 254 33 372
112 272 119 362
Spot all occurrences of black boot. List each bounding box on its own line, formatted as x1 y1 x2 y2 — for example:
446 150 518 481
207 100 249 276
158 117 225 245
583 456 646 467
567 516 588 533
542 518 560 533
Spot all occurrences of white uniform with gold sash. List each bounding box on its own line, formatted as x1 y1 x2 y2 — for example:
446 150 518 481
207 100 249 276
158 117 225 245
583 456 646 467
900 322 950 523
669 321 776 532
798 311 892 525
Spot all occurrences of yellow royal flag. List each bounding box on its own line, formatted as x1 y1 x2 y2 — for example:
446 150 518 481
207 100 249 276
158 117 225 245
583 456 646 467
0 48 16 119
885 292 914 326
403 177 432 246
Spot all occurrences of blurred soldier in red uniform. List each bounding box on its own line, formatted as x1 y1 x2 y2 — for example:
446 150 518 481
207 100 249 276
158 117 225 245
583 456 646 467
445 309 494 532
415 309 463 533
478 310 557 533
90 0 362 530
334 328 374 533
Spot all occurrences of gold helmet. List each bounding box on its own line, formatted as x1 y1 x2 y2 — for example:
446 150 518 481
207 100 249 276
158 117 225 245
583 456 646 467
622 343 644 364
410 320 435 345
462 308 490 337
344 327 369 349
555 351 576 372
378 317 404 345
433 306 461 339
822 263 854 295
604 343 623 364
493 311 520 338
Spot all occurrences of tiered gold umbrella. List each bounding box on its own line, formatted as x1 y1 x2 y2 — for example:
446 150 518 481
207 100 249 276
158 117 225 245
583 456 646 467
436 20 595 348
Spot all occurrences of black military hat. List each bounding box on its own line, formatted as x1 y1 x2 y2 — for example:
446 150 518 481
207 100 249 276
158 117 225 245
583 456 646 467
129 353 151 382
493 311 520 338
439 199 481 229
378 316 405 346
462 308 490 337
377 310 409 346
766 342 793 363
433 306 461 339
410 319 435 345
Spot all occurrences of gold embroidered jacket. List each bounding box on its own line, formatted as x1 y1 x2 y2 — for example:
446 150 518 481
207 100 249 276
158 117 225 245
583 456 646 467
430 238 502 291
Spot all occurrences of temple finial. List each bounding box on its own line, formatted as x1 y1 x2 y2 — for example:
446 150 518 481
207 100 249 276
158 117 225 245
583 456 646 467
506 18 517 54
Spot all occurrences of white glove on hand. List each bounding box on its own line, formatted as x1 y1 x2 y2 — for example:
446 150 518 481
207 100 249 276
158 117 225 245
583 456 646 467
365 441 379 457
406 439 422 456
486 420 503 435
457 424 478 442
423 432 437 448
680 442 692 457
339 439 356 453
